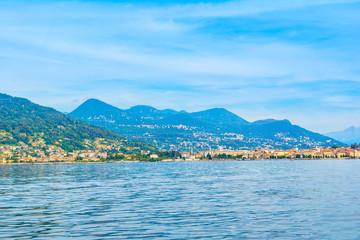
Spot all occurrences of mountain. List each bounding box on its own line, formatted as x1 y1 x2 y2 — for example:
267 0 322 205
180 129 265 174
0 94 154 151
192 108 248 127
69 98 125 119
252 119 282 125
69 99 344 151
324 126 360 144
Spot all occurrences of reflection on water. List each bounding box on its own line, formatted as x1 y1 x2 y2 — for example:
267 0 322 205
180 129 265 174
1 160 360 239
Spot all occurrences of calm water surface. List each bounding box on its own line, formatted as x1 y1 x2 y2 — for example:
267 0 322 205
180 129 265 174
0 160 360 239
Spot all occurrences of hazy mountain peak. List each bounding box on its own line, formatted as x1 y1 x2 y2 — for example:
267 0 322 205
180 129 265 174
192 108 248 125
129 105 158 112
325 126 360 144
81 98 110 107
204 107 227 112
196 107 232 114
252 119 291 125
69 98 121 119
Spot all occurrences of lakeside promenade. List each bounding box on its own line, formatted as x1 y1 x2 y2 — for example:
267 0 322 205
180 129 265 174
192 146 360 160
1 145 359 164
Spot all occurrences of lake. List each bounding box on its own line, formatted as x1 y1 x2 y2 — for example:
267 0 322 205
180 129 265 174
0 160 359 239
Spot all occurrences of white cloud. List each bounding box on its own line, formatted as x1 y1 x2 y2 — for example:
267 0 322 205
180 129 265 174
0 0 359 132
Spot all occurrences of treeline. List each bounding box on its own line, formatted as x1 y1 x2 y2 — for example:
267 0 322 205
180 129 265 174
106 150 181 161
350 143 359 149
204 153 244 160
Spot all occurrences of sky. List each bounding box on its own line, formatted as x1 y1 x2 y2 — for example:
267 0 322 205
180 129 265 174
0 0 359 133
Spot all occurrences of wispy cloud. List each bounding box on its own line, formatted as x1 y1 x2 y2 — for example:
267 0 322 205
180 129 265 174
0 0 359 132
157 0 360 18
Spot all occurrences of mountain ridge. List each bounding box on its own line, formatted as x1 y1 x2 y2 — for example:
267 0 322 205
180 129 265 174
69 98 344 151
324 126 360 144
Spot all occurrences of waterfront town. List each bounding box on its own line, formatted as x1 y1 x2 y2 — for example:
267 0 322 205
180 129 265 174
193 146 360 161
1 124 359 163
1 135 359 163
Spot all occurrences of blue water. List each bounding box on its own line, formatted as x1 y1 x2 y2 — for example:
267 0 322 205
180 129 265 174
0 160 359 239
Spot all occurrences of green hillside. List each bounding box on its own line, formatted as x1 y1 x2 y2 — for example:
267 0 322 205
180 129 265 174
69 99 345 151
0 93 155 152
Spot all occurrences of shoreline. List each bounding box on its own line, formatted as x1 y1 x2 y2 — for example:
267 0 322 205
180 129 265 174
1 157 359 166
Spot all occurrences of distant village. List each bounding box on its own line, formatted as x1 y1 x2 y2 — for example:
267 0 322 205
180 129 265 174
116 124 337 152
191 146 360 161
1 137 359 164
1 126 359 164
0 129 157 163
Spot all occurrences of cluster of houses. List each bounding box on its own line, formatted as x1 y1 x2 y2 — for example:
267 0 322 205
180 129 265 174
0 138 147 164
182 147 360 160
1 135 360 163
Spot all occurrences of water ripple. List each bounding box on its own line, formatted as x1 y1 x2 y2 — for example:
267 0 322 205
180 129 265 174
0 160 360 239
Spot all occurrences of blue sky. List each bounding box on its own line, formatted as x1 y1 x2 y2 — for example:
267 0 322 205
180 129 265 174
0 0 359 133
